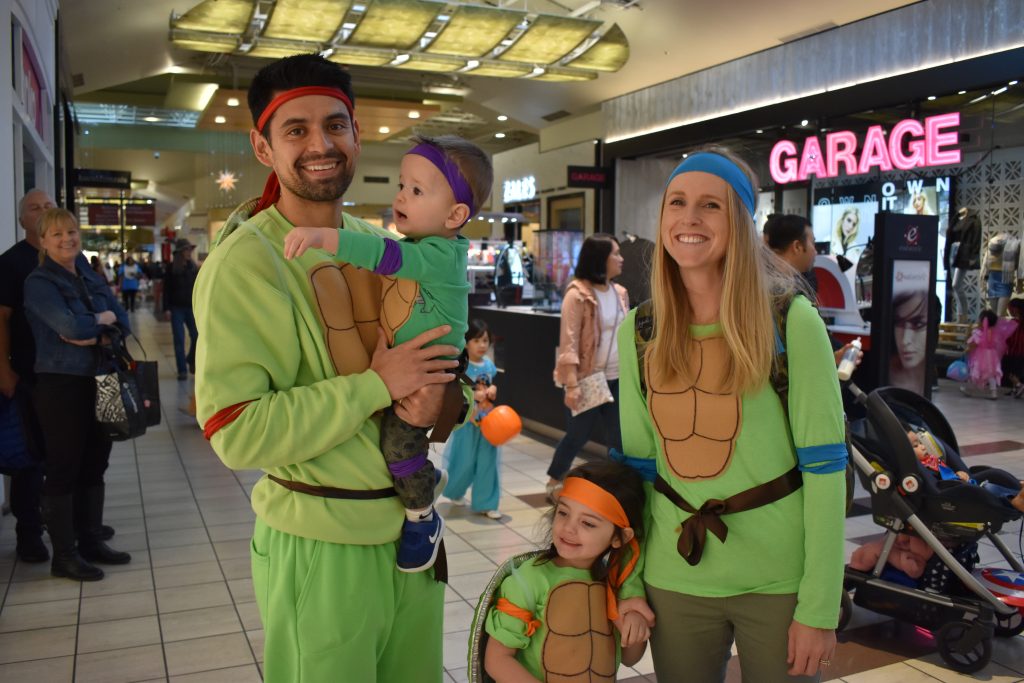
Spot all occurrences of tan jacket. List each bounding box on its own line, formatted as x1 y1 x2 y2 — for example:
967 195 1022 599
555 279 629 385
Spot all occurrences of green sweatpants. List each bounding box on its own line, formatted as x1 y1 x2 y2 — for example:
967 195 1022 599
251 519 445 682
646 585 820 683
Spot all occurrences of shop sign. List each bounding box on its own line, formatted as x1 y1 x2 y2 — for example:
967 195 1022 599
769 113 961 184
88 204 121 226
567 166 611 189
125 204 156 226
74 168 132 190
503 175 536 203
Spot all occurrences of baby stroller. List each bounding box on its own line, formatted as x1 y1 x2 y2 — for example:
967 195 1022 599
841 383 1024 673
467 550 544 683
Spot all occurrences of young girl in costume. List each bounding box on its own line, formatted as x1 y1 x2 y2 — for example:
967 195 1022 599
963 309 1018 399
484 460 650 682
441 319 503 519
283 135 492 573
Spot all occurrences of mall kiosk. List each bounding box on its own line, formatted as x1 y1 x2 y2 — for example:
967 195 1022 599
871 213 939 399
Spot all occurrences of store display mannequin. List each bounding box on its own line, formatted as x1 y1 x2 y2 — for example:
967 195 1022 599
945 207 982 322
982 231 1019 317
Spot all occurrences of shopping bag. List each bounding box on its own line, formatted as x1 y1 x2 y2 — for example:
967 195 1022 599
133 360 161 427
95 334 148 441
946 358 969 382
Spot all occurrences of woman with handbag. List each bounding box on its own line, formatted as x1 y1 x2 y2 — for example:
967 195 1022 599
23 208 132 581
546 234 627 496
615 148 847 681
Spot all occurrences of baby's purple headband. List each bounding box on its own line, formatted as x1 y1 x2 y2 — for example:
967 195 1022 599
407 143 476 222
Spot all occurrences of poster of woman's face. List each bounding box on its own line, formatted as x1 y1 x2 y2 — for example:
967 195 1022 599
888 260 932 394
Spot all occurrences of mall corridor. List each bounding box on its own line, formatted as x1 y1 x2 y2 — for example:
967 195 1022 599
0 307 1022 682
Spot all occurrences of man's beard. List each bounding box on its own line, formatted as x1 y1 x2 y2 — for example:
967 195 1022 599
279 152 355 202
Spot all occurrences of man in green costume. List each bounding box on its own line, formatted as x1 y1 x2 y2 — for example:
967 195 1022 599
193 54 461 682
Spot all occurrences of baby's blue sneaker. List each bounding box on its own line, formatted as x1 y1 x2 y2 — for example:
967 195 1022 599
397 513 445 573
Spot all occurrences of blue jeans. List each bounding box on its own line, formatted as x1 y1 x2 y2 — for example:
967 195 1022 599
170 306 199 376
547 378 621 480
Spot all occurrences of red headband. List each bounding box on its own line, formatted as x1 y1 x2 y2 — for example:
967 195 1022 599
253 86 356 214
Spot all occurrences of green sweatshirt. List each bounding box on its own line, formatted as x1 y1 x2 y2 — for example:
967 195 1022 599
616 296 847 628
335 230 470 351
195 206 423 545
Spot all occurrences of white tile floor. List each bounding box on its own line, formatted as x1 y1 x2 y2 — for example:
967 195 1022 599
1 308 1023 681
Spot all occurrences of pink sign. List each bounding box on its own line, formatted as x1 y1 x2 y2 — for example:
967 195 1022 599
769 113 961 184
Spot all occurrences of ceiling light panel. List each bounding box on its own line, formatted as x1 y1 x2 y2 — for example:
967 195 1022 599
328 46 395 66
171 31 240 53
173 0 254 34
533 67 598 82
426 5 522 58
498 14 599 65
347 0 444 50
396 54 466 72
247 37 322 58
565 24 628 72
264 0 351 42
464 62 532 78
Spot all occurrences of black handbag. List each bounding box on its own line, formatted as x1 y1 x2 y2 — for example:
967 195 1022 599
95 333 148 441
126 336 161 427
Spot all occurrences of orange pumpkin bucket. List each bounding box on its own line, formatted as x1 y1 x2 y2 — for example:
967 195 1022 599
479 405 522 446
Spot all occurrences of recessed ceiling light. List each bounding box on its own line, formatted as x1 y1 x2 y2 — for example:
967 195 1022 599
379 126 390 134
466 60 480 69
682 153 688 158
144 116 160 122
214 115 226 124
437 14 450 21
167 65 186 74
495 132 506 138
392 54 410 65
408 110 420 119
756 129 763 134
424 31 437 38
227 97 240 107
958 90 967 94
927 95 936 101
497 115 508 121
531 67 545 76
1010 80 1019 86
800 119 809 127
992 86 1008 95
352 3 366 11
342 22 356 29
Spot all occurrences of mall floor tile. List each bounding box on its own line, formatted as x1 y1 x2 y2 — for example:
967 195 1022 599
2 307 1024 681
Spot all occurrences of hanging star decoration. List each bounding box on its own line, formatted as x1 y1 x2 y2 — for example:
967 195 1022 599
216 169 238 192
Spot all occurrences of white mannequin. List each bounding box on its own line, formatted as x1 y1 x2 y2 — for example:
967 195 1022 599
983 230 1012 317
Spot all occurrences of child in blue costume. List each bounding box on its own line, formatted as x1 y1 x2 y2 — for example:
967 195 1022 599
285 135 492 572
442 319 502 518
484 460 651 681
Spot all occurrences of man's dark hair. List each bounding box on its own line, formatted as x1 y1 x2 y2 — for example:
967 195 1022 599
248 54 356 136
763 213 811 252
412 134 493 215
574 233 619 284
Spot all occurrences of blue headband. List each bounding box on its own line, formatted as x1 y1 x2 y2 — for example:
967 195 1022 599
666 153 756 218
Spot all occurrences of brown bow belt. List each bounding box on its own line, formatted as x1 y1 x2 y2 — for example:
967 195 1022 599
267 474 448 583
654 467 803 566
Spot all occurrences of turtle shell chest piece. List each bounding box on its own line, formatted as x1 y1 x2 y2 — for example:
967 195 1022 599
645 336 742 481
540 579 616 683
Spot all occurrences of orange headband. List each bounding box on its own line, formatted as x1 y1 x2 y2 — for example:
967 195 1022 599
559 477 640 621
253 86 357 214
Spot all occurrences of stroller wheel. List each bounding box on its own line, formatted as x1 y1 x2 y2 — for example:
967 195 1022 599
936 620 992 674
837 591 854 632
995 609 1024 637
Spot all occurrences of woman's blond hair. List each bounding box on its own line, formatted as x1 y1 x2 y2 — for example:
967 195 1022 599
647 146 802 394
37 208 79 265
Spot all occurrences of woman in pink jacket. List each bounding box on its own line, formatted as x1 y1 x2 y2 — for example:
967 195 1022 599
547 234 628 497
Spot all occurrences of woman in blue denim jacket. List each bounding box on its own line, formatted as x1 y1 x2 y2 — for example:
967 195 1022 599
23 208 133 581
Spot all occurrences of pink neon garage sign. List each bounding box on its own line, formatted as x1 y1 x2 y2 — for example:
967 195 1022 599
769 113 961 184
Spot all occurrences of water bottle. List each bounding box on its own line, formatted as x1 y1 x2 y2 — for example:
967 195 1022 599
837 337 862 381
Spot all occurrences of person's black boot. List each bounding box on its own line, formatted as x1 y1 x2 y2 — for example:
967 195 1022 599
74 492 115 541
15 533 49 563
76 485 131 565
43 495 103 581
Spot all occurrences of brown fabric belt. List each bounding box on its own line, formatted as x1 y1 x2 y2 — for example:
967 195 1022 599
266 474 449 584
267 474 396 500
428 371 471 444
654 467 803 567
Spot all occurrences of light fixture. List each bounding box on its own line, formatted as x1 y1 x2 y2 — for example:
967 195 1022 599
1010 80 1019 86
497 115 508 121
167 65 186 74
144 116 161 122
682 153 688 158
992 86 1008 95
800 119 809 127
958 90 967 94
465 60 480 69
392 54 410 65
408 110 420 119
352 3 366 11
379 126 390 134
214 115 226 124
968 94 988 104
756 129 763 134
531 66 546 77
927 95 936 100
495 132 506 138
342 22 356 29
226 97 240 107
